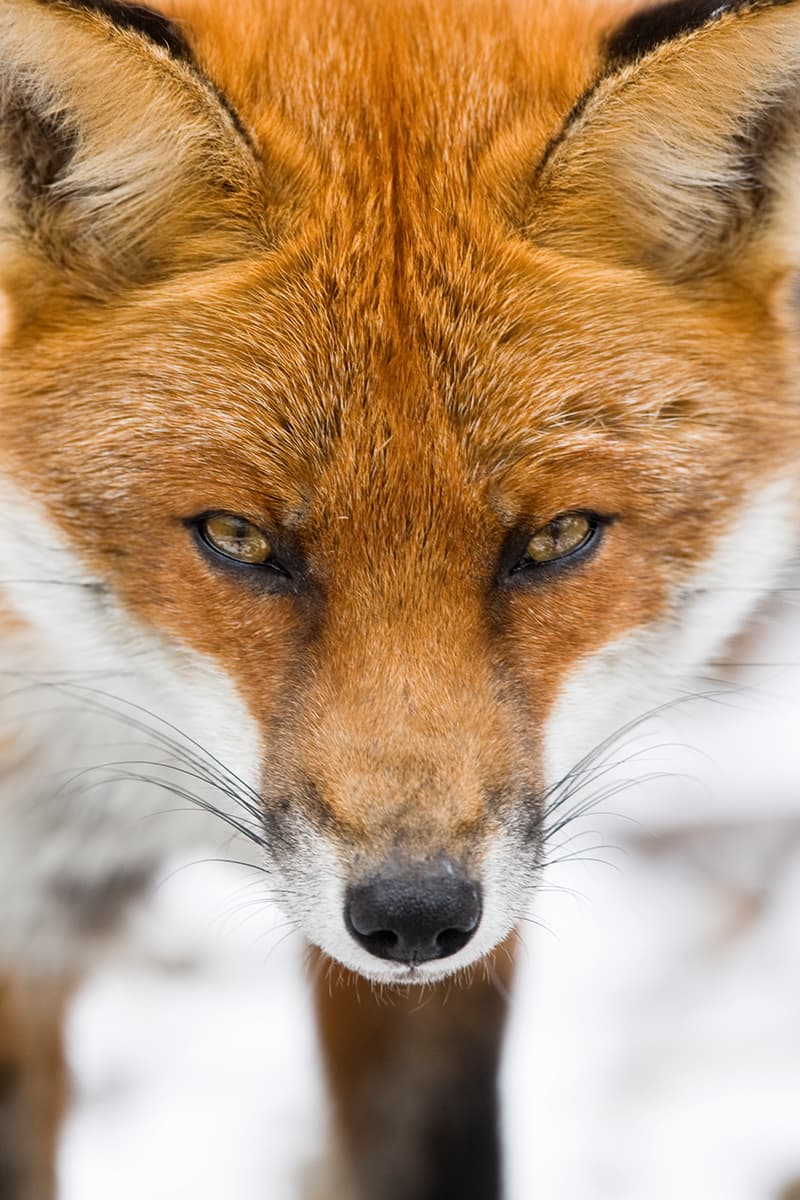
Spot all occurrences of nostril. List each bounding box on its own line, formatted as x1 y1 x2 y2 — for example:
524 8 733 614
361 929 399 958
345 861 482 966
435 925 474 957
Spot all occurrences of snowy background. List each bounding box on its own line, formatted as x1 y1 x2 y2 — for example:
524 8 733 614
60 575 800 1200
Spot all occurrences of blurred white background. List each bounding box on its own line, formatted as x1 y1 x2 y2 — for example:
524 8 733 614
60 573 800 1200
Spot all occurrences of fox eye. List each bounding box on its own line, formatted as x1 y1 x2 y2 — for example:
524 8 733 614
520 512 599 568
198 513 274 565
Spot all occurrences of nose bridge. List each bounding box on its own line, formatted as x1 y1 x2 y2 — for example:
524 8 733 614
298 393 514 841
327 625 470 735
308 713 489 843
318 544 493 721
300 594 510 844
320 574 498 744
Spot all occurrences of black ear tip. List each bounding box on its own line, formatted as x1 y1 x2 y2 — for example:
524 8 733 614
54 0 191 61
607 0 751 68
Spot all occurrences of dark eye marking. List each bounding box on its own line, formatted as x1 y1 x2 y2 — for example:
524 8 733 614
499 512 610 586
187 511 302 594
4 87 78 202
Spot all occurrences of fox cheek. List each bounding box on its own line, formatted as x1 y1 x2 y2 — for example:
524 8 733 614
542 476 800 792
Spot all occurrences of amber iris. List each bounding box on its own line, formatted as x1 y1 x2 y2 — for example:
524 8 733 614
200 513 273 564
524 513 594 565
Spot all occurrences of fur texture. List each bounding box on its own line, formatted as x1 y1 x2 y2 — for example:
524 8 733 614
1 0 800 1194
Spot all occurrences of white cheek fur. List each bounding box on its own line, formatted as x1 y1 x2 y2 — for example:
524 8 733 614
0 478 265 971
542 475 800 789
0 479 262 788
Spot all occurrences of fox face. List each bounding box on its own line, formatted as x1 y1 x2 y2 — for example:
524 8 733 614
1 0 800 983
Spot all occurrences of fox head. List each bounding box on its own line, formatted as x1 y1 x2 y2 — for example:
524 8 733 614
1 0 799 982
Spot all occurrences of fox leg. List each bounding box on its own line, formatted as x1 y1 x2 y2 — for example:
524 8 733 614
0 974 71 1200
314 944 514 1200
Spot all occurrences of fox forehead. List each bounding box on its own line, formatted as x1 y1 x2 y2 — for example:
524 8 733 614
3 242 789 526
158 0 625 170
3 0 795 535
1 0 799 669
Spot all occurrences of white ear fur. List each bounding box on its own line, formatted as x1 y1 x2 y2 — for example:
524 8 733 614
0 0 268 296
529 1 800 296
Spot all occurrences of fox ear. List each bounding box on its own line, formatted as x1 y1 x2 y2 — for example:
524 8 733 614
530 0 800 299
0 0 269 305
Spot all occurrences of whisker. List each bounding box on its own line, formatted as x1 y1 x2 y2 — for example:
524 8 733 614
535 686 744 861
56 678 264 806
542 843 623 871
544 769 688 842
1 671 263 810
543 736 700 820
511 913 558 940
63 768 266 847
0 577 107 590
0 672 264 822
704 661 800 668
157 856 273 883
538 687 728 816
689 585 800 593
51 758 261 822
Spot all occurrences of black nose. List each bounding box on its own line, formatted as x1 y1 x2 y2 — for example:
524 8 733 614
345 862 482 965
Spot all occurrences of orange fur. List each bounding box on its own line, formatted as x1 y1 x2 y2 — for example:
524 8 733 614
2 0 800 1194
3 0 798 845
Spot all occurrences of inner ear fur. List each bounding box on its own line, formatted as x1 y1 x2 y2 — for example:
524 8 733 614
527 0 800 298
0 0 270 302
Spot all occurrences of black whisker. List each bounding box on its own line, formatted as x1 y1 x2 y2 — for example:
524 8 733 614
544 770 688 842
63 768 266 847
53 678 264 807
0 671 265 824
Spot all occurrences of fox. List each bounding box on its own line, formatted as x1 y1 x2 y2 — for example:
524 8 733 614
1 0 800 1195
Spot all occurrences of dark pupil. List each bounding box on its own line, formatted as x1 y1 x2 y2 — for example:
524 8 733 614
224 518 251 545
